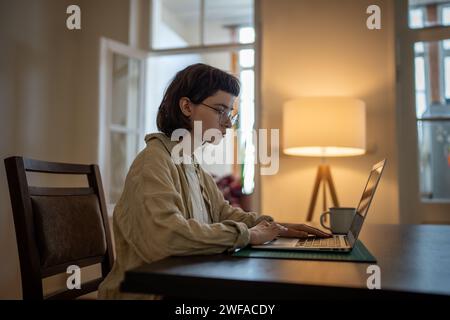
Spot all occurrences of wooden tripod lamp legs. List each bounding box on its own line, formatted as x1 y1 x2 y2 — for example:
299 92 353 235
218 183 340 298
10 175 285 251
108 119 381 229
306 164 340 222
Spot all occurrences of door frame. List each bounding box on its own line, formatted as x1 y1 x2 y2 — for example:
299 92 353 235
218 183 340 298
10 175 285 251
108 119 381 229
395 0 450 223
98 37 148 214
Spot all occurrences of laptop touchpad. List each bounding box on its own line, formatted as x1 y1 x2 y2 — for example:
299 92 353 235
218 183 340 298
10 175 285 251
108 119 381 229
266 237 298 247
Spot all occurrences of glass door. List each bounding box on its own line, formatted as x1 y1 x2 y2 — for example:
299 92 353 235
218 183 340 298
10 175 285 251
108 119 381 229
99 38 147 211
396 0 450 223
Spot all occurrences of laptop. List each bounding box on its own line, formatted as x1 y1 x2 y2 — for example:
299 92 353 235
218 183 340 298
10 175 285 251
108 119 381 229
252 159 386 252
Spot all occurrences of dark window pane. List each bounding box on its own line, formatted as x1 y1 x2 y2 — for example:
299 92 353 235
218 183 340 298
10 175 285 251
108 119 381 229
110 132 138 203
111 54 141 129
418 121 450 200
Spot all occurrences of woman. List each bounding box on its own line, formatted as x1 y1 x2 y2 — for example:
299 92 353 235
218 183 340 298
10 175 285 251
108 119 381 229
98 63 330 299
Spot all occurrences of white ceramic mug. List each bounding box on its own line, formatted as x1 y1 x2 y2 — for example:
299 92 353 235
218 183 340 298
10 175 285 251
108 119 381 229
320 207 356 234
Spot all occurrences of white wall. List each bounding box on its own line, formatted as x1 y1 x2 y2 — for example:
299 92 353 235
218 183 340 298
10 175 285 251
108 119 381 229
259 0 399 224
0 0 129 299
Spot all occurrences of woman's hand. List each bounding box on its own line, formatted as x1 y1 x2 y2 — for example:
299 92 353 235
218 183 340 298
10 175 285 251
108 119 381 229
277 223 332 239
249 221 287 245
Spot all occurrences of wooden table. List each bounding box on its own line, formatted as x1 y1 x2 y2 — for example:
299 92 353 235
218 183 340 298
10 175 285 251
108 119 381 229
120 224 450 299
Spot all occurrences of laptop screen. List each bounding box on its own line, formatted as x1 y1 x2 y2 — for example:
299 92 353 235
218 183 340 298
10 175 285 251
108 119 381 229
348 160 386 242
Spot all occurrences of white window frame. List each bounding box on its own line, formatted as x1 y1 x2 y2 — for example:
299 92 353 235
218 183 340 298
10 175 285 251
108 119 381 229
147 0 261 211
98 1 262 213
99 38 148 214
395 0 450 223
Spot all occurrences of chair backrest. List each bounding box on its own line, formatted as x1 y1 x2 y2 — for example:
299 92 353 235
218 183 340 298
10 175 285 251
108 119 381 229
4 156 114 300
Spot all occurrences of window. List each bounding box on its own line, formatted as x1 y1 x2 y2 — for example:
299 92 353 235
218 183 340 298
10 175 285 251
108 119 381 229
99 39 147 209
151 0 254 49
109 55 144 203
100 1 258 211
147 0 257 195
408 1 450 201
409 0 450 29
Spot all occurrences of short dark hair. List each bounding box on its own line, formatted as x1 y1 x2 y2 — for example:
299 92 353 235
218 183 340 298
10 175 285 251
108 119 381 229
156 63 240 136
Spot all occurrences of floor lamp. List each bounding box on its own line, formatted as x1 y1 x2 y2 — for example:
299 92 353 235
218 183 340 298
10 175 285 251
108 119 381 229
283 97 366 222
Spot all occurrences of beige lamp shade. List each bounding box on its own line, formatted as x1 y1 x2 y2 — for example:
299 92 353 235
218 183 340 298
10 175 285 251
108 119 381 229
283 97 366 157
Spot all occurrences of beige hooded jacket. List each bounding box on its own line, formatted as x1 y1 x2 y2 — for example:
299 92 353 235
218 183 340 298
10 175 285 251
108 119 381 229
98 133 273 299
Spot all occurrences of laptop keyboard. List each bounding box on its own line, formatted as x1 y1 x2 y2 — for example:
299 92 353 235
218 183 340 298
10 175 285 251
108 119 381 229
296 236 342 248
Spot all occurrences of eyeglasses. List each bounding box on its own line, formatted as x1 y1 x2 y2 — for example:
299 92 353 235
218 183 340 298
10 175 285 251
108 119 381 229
199 102 238 126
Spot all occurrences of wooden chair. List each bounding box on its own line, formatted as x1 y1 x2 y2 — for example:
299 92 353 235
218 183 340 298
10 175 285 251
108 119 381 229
4 156 114 300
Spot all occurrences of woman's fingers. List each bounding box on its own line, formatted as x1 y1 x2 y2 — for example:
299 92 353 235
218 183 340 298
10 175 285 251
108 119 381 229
253 221 331 241
262 228 279 243
276 223 288 232
269 223 287 236
249 221 282 244
258 221 281 230
258 220 271 227
272 222 333 238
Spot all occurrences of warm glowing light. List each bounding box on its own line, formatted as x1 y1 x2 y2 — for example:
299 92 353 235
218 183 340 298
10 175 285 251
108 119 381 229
283 97 366 158
284 146 365 157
